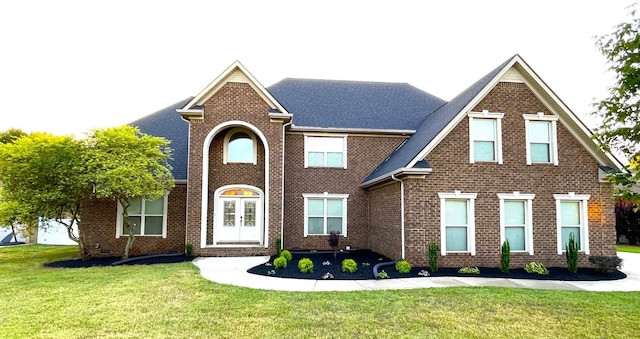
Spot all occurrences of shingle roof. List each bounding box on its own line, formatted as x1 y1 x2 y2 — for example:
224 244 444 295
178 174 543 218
130 97 192 181
267 79 446 130
363 56 517 183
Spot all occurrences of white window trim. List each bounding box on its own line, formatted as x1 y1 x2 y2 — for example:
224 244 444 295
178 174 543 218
303 133 347 169
303 192 349 237
497 192 535 255
469 110 504 164
523 112 558 166
438 191 477 256
554 193 590 255
115 193 169 238
223 127 258 165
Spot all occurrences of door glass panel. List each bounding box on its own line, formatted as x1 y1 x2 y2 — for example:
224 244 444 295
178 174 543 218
244 201 256 227
223 201 236 227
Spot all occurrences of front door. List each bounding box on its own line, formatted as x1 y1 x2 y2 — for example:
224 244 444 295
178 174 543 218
217 197 261 243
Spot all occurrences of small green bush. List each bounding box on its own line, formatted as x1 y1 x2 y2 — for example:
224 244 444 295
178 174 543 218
185 243 193 257
377 270 389 279
500 240 510 273
524 262 549 275
428 242 439 273
395 260 411 274
565 232 579 273
274 256 287 269
588 255 623 274
458 266 480 274
341 259 358 273
275 238 282 256
298 258 314 273
281 249 292 261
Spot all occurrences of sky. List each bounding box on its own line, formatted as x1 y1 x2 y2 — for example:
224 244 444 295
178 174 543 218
0 1 634 136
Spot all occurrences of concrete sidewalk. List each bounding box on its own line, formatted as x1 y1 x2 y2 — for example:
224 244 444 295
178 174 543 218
192 252 640 292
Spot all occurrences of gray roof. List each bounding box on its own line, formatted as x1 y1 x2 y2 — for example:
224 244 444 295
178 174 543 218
364 55 516 182
267 79 446 130
130 97 192 181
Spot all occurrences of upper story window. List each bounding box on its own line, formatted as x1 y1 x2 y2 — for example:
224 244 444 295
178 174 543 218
554 193 590 254
304 135 347 168
524 113 558 166
116 195 168 238
224 128 257 164
438 191 477 255
469 110 504 164
498 192 535 255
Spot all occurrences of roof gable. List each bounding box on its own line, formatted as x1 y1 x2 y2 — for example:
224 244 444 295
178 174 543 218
363 55 623 186
179 61 290 118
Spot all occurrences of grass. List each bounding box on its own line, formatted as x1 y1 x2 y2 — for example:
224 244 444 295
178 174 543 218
617 244 640 253
2 245 640 338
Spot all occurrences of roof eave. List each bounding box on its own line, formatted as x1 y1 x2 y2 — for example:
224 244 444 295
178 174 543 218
360 167 432 188
290 125 416 135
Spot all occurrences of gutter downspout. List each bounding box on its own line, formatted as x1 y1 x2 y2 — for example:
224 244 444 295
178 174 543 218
390 173 405 260
280 120 293 251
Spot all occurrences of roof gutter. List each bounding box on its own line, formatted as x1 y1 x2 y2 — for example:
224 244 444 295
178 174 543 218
360 167 432 188
289 125 415 135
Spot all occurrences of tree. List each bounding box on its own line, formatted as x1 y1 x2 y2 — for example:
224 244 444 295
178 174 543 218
85 126 174 259
0 132 89 255
593 5 640 202
0 128 30 242
0 128 27 144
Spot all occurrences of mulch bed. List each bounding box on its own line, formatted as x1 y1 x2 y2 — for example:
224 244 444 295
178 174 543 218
44 254 193 268
247 249 627 281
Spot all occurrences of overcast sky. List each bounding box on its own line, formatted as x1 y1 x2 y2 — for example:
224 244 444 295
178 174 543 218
0 1 633 135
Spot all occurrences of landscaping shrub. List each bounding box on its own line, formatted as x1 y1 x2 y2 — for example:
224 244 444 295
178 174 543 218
377 270 389 279
275 237 282 256
395 260 411 274
185 243 193 257
565 232 579 273
341 259 358 273
281 249 292 261
428 242 439 272
458 266 480 274
588 255 623 274
298 258 314 273
524 262 549 275
500 240 510 273
274 256 287 269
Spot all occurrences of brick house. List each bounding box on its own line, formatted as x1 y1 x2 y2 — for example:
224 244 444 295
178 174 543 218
80 55 622 268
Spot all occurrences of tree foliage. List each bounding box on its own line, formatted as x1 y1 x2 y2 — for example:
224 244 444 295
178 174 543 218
0 128 27 144
593 6 640 201
85 126 174 258
0 132 88 254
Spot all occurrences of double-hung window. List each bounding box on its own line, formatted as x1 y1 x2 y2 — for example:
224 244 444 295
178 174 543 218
498 192 535 254
304 135 347 168
469 111 504 163
438 191 476 255
303 193 348 236
116 195 168 238
524 113 558 165
554 193 590 254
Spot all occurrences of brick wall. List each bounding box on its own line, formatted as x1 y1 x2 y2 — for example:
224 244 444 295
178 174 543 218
367 181 402 259
400 82 615 268
80 184 187 258
185 82 284 257
283 133 406 251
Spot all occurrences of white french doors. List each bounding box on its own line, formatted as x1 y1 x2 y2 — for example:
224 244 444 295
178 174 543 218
216 197 261 243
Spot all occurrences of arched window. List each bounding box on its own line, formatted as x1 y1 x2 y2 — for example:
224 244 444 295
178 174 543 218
223 128 257 164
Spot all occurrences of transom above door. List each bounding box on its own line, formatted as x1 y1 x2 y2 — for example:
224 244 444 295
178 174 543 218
213 186 264 245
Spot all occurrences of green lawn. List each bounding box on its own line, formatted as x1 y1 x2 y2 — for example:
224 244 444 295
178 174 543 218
617 244 640 253
2 245 640 338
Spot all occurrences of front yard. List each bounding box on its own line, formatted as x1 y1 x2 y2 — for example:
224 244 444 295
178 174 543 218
1 245 640 338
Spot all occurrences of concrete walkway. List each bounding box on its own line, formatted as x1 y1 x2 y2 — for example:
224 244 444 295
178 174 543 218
192 252 640 292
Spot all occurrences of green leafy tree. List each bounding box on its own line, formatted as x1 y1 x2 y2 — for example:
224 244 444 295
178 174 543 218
0 128 27 144
85 126 174 259
0 132 89 255
0 128 30 242
593 6 640 201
